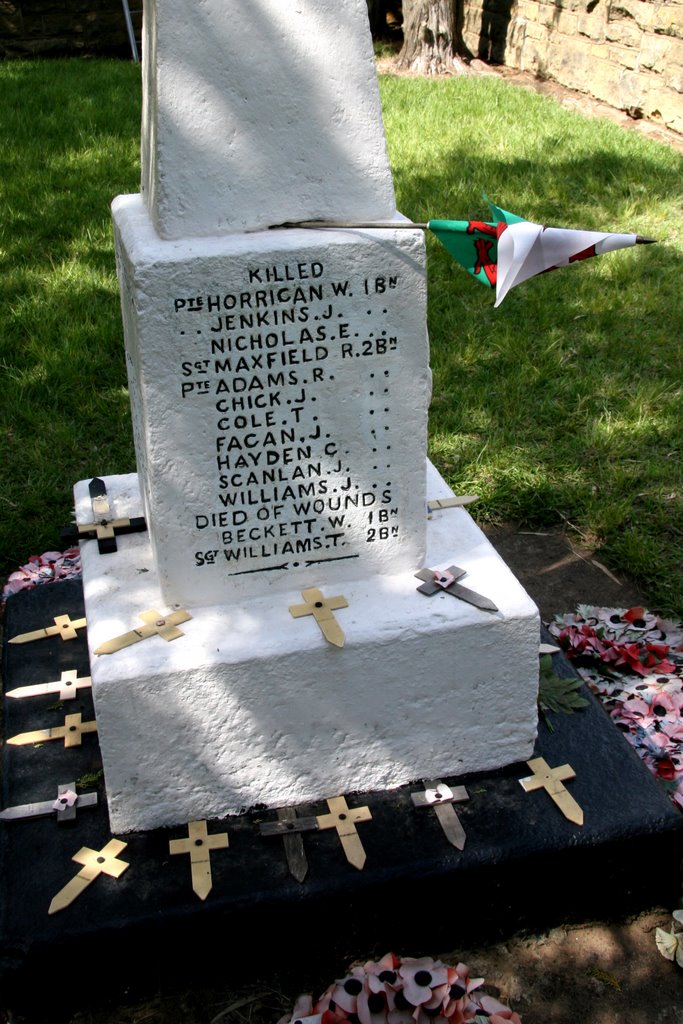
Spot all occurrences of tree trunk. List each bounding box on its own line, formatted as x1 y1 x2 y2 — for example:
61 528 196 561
397 0 470 75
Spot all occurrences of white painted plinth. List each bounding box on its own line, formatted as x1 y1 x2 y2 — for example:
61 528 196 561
113 194 430 609
78 465 540 834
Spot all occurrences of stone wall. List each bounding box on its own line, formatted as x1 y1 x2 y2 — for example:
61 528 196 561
0 0 138 58
463 0 683 133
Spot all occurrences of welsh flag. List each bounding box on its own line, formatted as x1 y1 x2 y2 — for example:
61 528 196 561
428 198 651 306
285 201 654 307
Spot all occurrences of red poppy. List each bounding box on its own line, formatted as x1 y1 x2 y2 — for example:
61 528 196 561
657 757 678 781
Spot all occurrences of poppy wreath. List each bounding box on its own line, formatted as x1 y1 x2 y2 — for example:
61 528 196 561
550 605 683 809
2 547 81 605
282 953 521 1024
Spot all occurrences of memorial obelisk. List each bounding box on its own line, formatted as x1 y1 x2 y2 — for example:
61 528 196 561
74 0 540 833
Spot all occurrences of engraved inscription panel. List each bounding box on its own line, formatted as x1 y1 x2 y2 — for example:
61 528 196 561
121 229 430 606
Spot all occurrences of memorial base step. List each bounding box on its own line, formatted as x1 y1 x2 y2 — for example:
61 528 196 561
74 462 540 833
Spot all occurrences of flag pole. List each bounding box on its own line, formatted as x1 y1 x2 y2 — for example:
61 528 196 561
275 220 430 230
275 221 655 243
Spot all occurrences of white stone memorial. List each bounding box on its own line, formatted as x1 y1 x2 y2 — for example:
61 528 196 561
113 202 431 607
140 0 396 239
77 0 541 834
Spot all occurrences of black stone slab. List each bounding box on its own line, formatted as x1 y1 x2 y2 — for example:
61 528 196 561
2 580 682 1017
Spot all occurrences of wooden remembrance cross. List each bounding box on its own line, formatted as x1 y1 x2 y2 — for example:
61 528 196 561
169 820 229 900
519 757 584 825
49 839 129 914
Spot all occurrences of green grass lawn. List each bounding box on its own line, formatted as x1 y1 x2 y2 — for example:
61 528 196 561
1 61 681 615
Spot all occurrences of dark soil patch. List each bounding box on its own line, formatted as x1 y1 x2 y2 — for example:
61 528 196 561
482 522 648 623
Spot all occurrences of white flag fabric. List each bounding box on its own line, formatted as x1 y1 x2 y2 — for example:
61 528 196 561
495 222 638 306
